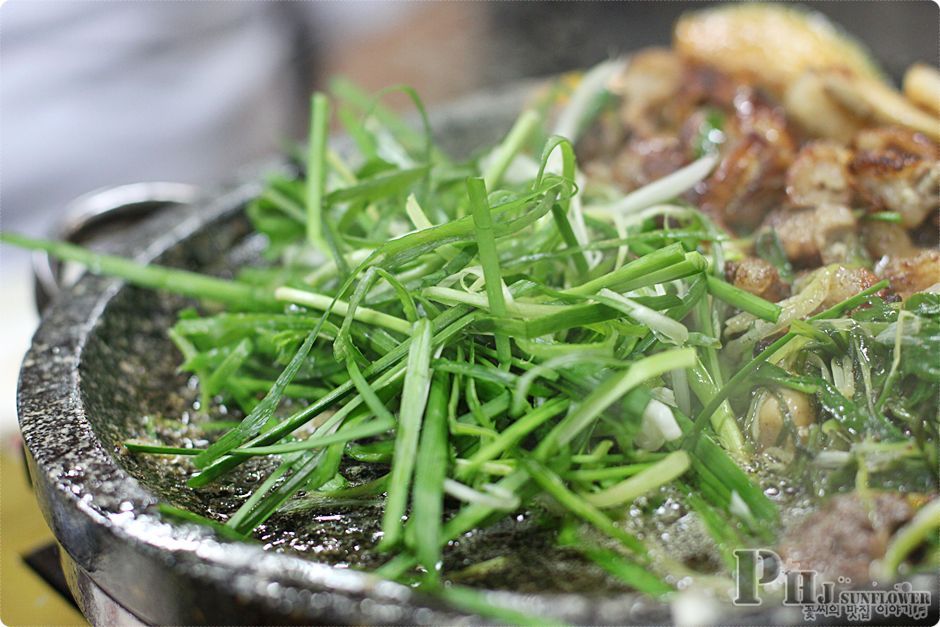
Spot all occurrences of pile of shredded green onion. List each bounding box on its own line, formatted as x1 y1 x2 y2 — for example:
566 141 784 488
4 74 935 620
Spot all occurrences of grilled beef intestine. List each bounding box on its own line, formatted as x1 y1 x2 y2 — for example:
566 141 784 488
881 249 940 299
777 492 914 584
851 127 940 229
785 140 853 208
588 52 940 297
725 257 789 302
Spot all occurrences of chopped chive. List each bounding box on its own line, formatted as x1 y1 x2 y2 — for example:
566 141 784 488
581 450 690 508
595 289 689 345
410 372 450 577
344 351 397 423
306 92 330 248
705 275 781 322
467 177 512 368
564 243 686 296
157 503 248 541
232 417 394 456
878 498 940 578
125 442 202 455
457 397 570 481
551 203 590 278
194 328 320 468
228 448 330 533
582 544 673 596
0 232 277 309
596 153 717 216
225 454 297 531
557 523 672 597
564 463 653 483
862 210 903 224
276 286 411 335
380 318 433 550
204 338 253 397
483 109 541 189
687 357 747 457
552 348 697 448
687 281 889 442
522 458 645 554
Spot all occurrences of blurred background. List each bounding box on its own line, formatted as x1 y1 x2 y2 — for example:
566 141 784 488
0 1 936 623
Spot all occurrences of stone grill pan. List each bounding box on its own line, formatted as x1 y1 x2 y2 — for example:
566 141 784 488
18 85 900 626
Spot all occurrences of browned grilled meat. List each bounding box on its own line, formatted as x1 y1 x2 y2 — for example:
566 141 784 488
785 141 854 208
815 205 863 266
778 493 913 584
851 127 940 229
763 204 860 267
881 249 940 299
862 220 917 260
589 51 939 306
697 134 788 232
611 48 685 139
854 126 939 157
609 136 689 191
763 209 818 266
694 80 796 232
667 68 795 232
821 265 882 310
725 257 789 302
